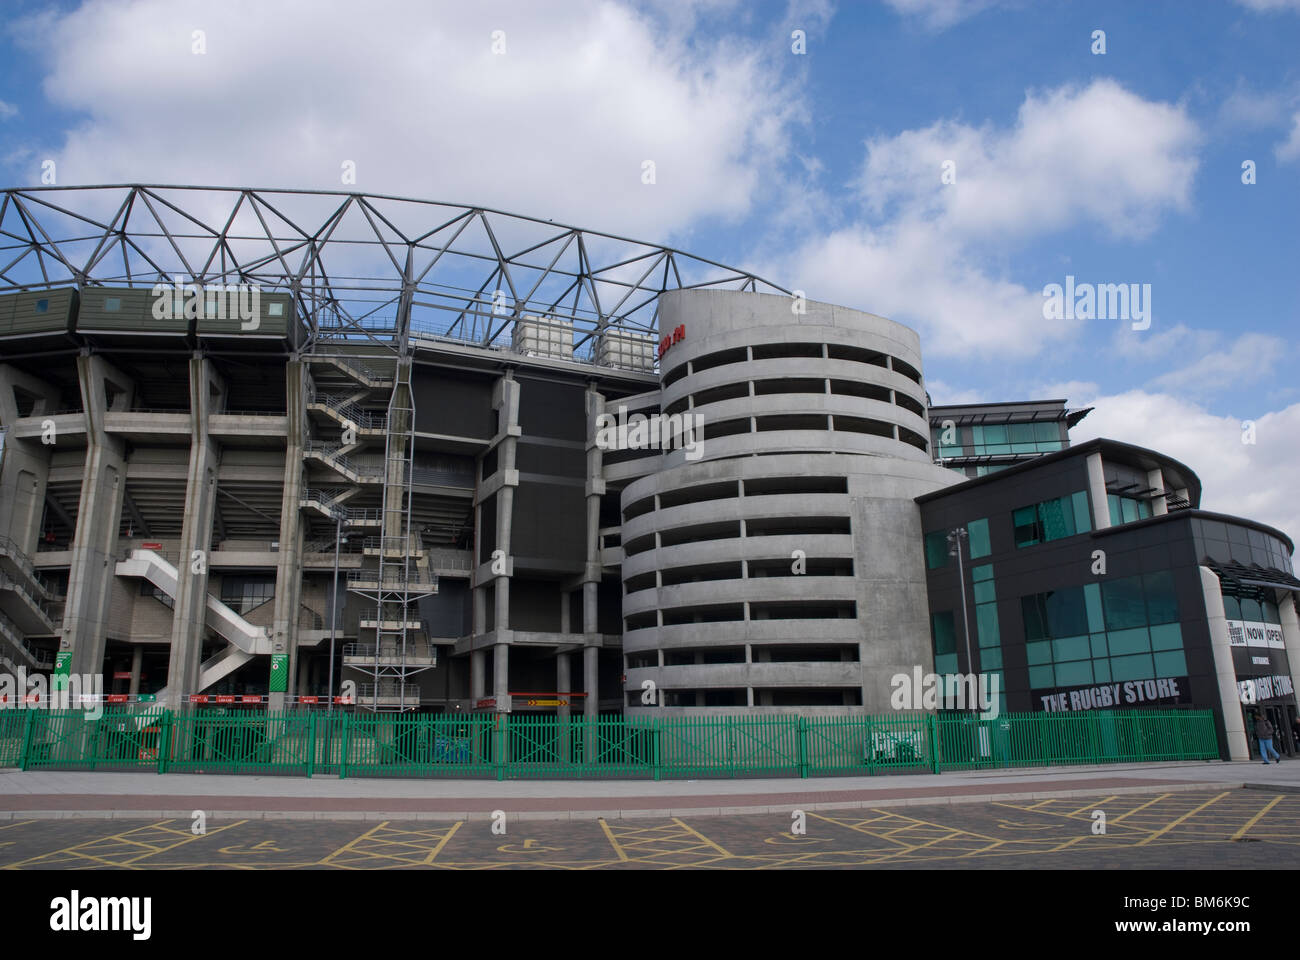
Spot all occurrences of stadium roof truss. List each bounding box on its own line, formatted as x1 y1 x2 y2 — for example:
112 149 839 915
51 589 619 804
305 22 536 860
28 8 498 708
0 185 788 358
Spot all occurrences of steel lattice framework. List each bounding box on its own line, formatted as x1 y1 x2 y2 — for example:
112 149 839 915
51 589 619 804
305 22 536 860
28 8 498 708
0 184 789 356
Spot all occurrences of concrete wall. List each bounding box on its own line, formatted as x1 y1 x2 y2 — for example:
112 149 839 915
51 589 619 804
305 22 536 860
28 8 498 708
620 290 959 715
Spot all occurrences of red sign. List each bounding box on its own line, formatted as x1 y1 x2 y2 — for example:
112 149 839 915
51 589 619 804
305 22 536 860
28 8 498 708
300 696 319 704
189 695 209 703
106 694 128 704
657 323 685 359
113 671 132 680
215 695 235 704
333 695 354 704
142 542 163 549
475 697 497 710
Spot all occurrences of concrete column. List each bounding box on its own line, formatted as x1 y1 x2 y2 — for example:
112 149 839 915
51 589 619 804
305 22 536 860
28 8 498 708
1279 592 1300 725
163 356 225 710
0 364 59 549
584 644 598 720
270 360 306 710
493 641 509 704
1146 468 1168 516
557 652 571 719
557 650 571 761
493 641 510 763
128 644 143 696
490 372 519 646
1086 452 1110 529
582 385 606 722
1200 566 1249 761
470 647 485 700
63 354 133 678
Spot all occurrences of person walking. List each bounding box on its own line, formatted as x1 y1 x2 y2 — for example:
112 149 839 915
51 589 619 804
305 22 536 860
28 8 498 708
1257 715 1282 764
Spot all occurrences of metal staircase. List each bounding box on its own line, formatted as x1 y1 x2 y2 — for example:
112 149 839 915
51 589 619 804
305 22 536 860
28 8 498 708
0 535 61 669
304 354 438 712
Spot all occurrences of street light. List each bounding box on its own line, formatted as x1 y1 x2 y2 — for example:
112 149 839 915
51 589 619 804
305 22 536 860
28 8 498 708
327 515 347 714
947 526 974 710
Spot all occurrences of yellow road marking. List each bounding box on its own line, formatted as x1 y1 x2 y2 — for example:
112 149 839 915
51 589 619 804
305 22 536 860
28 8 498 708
1230 796 1282 841
318 821 390 867
1068 795 1116 817
1136 792 1230 846
424 820 462 864
2 818 248 870
598 818 629 861
670 818 731 858
1112 793 1171 822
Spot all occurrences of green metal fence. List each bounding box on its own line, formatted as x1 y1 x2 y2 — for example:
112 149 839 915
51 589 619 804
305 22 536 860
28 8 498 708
0 707 1221 778
6 706 169 771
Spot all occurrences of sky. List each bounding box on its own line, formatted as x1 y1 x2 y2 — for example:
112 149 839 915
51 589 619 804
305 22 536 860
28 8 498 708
0 0 1297 540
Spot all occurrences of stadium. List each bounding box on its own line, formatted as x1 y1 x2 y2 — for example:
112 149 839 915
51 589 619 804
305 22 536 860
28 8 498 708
0 185 1294 762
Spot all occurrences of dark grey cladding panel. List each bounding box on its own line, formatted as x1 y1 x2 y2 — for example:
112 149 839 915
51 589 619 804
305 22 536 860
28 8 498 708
920 450 1092 536
509 578 563 632
419 580 471 637
511 480 585 567
412 367 494 438
517 377 586 442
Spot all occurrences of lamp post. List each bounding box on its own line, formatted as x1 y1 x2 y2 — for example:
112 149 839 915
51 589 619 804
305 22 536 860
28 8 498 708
328 515 346 714
947 526 974 708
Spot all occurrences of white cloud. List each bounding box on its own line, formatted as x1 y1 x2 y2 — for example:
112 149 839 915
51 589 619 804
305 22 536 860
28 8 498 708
925 380 991 405
1233 0 1300 11
0 100 16 120
1275 112 1300 163
1111 322 1218 363
882 0 1004 29
1070 390 1300 547
9 0 805 241
780 219 1059 358
1149 332 1287 395
778 80 1199 359
858 79 1201 241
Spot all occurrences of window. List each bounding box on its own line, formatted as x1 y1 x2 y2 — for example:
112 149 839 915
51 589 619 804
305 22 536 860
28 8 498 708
967 518 991 559
35 299 49 313
924 531 950 570
1143 571 1179 624
1012 505 1042 547
932 611 956 656
932 610 959 674
219 576 276 614
1107 493 1152 526
268 302 285 317
1014 492 1090 548
1021 587 1089 641
105 297 121 312
1101 575 1146 631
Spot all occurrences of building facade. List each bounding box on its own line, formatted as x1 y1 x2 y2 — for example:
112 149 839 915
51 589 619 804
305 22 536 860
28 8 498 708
918 438 1300 760
0 188 1294 757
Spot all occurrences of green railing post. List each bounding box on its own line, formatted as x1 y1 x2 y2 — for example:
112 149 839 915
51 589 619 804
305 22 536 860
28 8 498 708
18 709 35 771
798 716 808 778
157 711 172 774
305 711 317 778
728 718 736 778
339 712 352 779
927 713 940 773
496 715 506 782
653 716 662 782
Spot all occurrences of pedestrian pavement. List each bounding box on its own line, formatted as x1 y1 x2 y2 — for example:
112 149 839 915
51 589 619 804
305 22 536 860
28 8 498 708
1 758 1296 821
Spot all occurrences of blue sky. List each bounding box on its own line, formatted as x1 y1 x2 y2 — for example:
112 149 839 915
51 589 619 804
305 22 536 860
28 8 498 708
0 0 1297 536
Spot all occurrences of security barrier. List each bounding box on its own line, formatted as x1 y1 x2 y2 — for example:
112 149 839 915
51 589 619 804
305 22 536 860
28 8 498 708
0 707 1220 779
